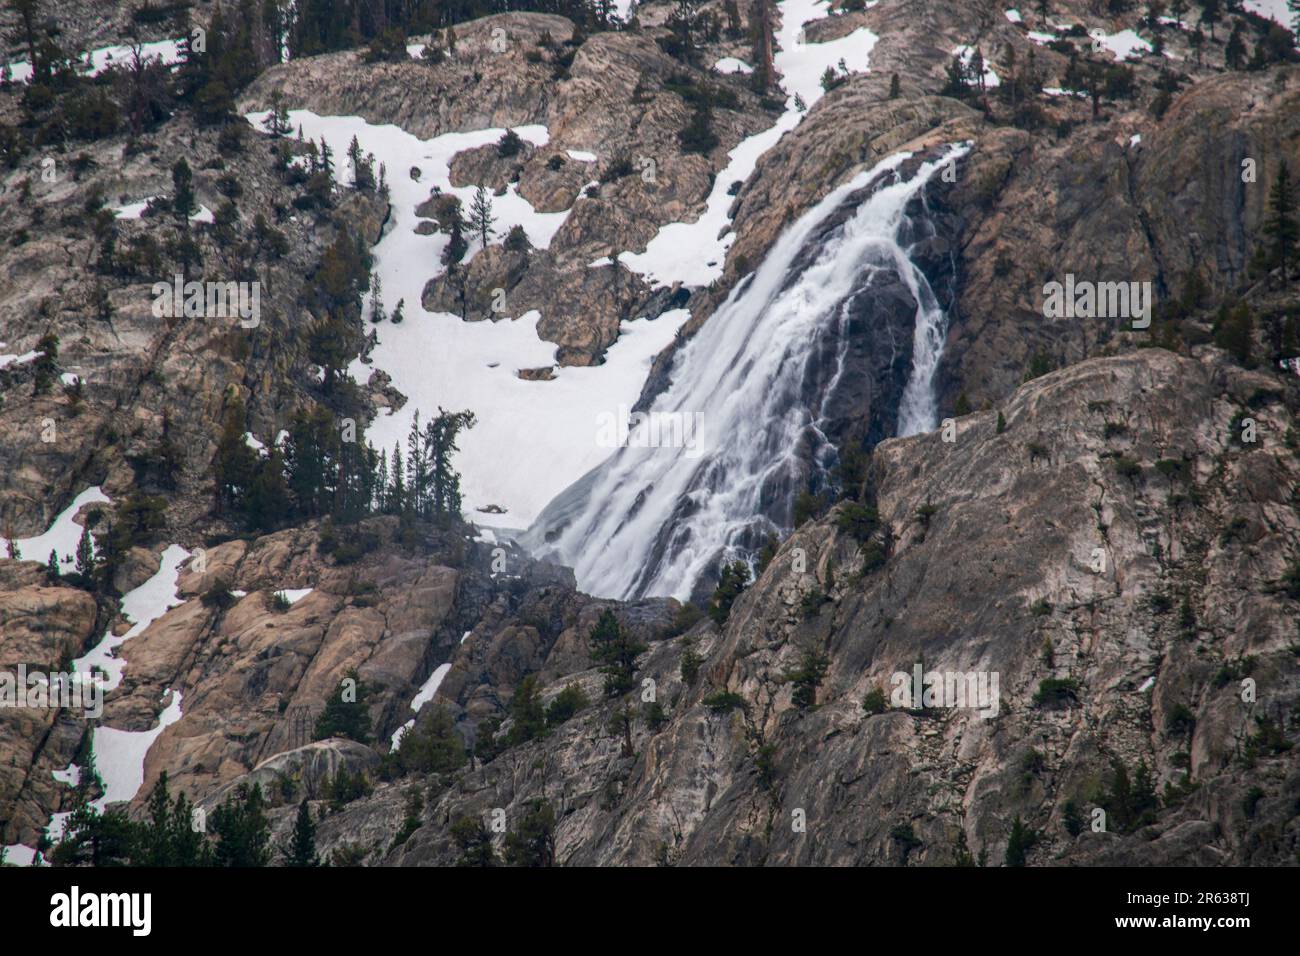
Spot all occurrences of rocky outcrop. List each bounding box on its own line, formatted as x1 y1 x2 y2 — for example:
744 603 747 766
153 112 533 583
268 347 1300 866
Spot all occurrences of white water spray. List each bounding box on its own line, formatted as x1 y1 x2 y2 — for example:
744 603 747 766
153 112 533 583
529 145 968 601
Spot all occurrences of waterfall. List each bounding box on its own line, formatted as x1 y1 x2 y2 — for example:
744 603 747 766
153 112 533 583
525 145 968 601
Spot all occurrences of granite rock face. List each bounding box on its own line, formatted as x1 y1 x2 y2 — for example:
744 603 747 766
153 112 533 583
219 349 1300 867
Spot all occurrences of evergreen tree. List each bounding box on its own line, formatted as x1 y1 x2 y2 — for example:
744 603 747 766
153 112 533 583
504 675 546 746
369 272 386 322
588 609 647 697
469 185 496 248
450 815 497 866
388 445 406 514
46 548 59 579
32 331 58 394
1004 815 1032 866
709 560 751 624
245 446 291 532
1214 301 1255 365
442 215 468 265
1200 0 1221 40
172 157 196 221
406 410 426 515
1225 21 1246 69
313 668 372 743
1263 161 1298 283
210 783 271 867
784 644 831 709
282 800 321 866
213 398 257 512
74 526 96 581
502 799 555 867
395 705 467 774
426 408 476 517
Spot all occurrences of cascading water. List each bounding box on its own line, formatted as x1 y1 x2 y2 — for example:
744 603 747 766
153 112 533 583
525 145 969 601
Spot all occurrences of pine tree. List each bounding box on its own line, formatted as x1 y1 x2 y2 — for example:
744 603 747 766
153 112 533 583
1225 21 1246 70
32 330 58 394
282 800 321 866
469 185 496 249
46 548 59 578
313 668 371 743
74 526 95 580
502 799 555 867
210 783 271 867
588 609 647 697
1263 161 1298 283
369 272 385 322
245 446 290 532
388 445 406 514
1200 0 1221 40
406 411 426 515
426 408 476 517
1004 815 1032 866
442 215 468 265
172 157 196 220
451 816 497 866
213 398 257 512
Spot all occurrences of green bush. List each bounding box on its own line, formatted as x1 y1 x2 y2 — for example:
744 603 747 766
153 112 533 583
1033 677 1080 708
544 684 589 727
702 691 746 713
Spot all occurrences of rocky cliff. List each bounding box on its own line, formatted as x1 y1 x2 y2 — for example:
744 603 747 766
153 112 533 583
2 0 1299 866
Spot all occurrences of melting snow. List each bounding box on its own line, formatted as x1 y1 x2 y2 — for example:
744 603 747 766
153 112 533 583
3 38 185 85
276 588 313 605
1 486 110 571
74 544 190 692
242 110 690 528
714 56 754 74
618 0 879 289
1244 0 1296 33
0 349 41 370
1095 29 1153 60
2 844 37 866
389 662 453 750
92 689 183 805
952 45 1001 88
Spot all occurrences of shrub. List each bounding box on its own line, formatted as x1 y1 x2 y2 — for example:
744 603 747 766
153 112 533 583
497 128 524 157
862 687 887 715
544 684 589 726
702 691 746 712
1033 677 1080 708
1113 457 1142 480
836 503 879 541
708 561 750 625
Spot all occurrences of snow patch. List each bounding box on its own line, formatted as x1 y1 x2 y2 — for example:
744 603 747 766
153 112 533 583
389 662 453 750
75 544 190 692
1 486 110 572
714 56 754 74
242 109 690 528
